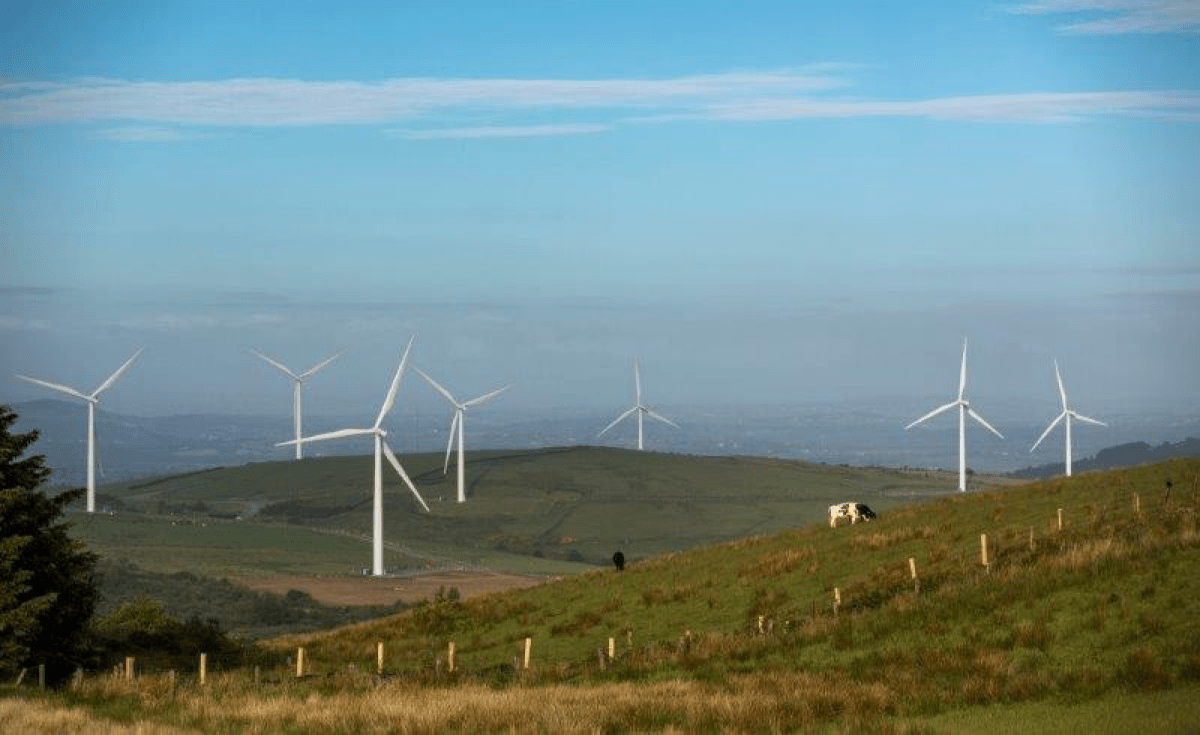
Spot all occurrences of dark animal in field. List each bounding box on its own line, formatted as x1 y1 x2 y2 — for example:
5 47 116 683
612 551 626 571
829 502 876 527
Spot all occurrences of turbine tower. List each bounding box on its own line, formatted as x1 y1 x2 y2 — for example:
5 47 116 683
278 336 429 576
599 359 678 451
1030 359 1106 477
250 348 342 459
16 348 143 513
905 339 1003 492
414 367 510 504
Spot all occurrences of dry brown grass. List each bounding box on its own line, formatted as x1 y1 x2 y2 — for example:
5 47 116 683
0 696 199 734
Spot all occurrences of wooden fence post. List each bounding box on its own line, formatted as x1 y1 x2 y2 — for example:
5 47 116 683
980 534 990 572
1029 527 1035 552
522 637 532 670
125 656 135 680
1057 508 1063 532
377 642 385 675
199 653 207 686
448 641 456 673
908 557 920 594
1134 493 1141 516
296 647 305 678
833 587 842 617
608 637 615 662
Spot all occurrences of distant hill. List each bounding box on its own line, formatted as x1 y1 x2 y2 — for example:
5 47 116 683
1011 437 1200 479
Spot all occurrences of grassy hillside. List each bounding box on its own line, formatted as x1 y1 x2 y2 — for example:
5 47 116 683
11 459 1200 732
76 446 1003 577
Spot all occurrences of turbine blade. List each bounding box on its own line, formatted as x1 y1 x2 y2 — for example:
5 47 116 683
958 339 968 400
250 349 299 380
1030 412 1065 452
375 334 416 428
1054 359 1068 411
599 407 638 437
92 348 143 397
443 411 459 475
967 407 1004 439
299 351 343 380
645 408 679 429
15 374 91 402
463 384 510 408
276 427 373 446
634 360 642 404
905 401 957 430
1071 411 1107 427
383 440 430 512
414 366 458 406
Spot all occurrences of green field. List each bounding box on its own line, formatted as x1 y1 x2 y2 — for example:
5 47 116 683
8 457 1200 732
78 446 1012 578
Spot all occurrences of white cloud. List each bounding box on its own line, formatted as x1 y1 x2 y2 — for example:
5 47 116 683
1 69 1196 136
0 69 844 127
650 90 1200 124
95 125 212 142
398 123 612 140
1006 0 1200 34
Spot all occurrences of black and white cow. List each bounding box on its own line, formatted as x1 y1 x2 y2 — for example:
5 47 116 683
829 502 878 528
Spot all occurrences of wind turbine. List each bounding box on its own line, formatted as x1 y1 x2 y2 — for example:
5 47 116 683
905 339 1003 492
599 359 678 451
250 348 342 459
1030 359 1106 477
277 336 429 577
414 367 510 504
16 348 143 513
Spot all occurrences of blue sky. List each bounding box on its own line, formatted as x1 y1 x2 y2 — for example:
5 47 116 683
1 1 1198 424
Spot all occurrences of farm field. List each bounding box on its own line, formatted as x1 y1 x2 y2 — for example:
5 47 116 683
9 457 1197 733
77 446 1012 580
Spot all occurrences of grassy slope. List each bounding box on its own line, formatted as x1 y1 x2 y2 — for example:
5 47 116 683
78 446 1001 577
260 458 1200 727
12 459 1199 733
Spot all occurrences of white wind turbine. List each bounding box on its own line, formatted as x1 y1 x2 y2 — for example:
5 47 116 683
905 339 1004 492
414 367 510 504
250 348 342 460
1030 359 1106 477
277 336 429 577
16 348 143 513
599 359 678 451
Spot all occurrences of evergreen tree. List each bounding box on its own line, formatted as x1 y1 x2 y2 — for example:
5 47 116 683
0 405 99 683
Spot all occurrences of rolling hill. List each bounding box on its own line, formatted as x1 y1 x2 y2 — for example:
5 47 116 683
70 446 1015 580
36 458 1200 733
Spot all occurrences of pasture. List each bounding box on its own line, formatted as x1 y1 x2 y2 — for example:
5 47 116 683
75 446 1009 579
9 457 1197 733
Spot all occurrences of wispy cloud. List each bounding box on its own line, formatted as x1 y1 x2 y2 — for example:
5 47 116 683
397 123 612 140
0 69 844 127
1 69 1196 137
95 125 213 142
1006 0 1200 34
673 90 1200 124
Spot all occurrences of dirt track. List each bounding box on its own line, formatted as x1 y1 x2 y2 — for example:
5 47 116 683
240 570 546 606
